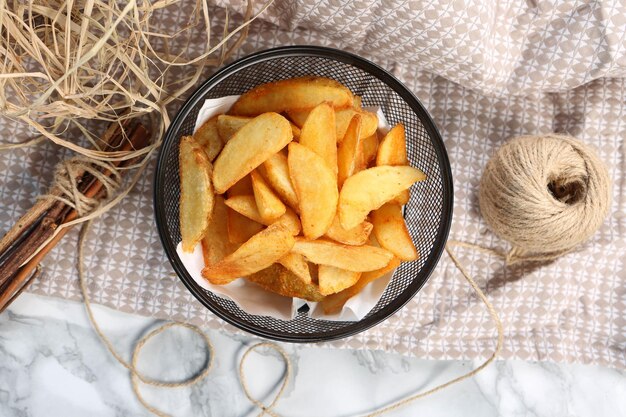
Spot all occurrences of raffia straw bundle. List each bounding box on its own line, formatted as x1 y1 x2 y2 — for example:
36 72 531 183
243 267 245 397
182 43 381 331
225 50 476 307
0 0 274 245
0 0 271 156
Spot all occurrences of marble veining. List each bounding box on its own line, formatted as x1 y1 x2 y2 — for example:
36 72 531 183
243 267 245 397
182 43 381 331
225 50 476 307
0 293 625 417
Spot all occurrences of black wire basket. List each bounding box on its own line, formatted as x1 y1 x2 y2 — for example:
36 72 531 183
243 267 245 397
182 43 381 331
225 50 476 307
154 46 453 342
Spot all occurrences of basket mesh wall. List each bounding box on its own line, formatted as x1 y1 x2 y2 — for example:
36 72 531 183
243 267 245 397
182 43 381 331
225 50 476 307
156 49 452 341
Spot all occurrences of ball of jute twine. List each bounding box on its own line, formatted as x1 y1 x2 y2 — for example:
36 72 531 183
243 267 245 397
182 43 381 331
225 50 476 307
478 134 611 264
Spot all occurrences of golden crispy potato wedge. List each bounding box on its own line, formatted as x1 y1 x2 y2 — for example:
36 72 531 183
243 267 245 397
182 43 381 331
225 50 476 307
392 190 411 205
292 238 393 272
259 152 299 211
371 203 418 261
225 195 265 224
224 175 260 244
299 102 337 174
193 116 223 161
193 117 220 153
226 208 264 244
339 166 426 229
246 264 325 302
376 124 410 205
227 174 253 196
213 112 293 194
337 114 363 186
251 170 286 223
318 265 361 295
216 115 251 142
335 108 378 143
202 224 295 284
288 107 377 144
201 196 239 266
376 123 408 166
286 110 308 128
325 215 373 245
321 257 401 314
359 132 379 169
288 142 338 239
274 207 302 236
290 122 301 140
230 77 353 116
353 96 362 109
278 252 312 284
179 136 215 252
225 195 300 235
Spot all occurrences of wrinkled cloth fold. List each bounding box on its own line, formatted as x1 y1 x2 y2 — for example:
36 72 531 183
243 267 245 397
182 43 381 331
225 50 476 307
1 1 624 369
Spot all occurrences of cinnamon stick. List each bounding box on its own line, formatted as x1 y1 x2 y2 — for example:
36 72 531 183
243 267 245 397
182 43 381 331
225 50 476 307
0 122 131 286
0 119 131 257
0 123 149 311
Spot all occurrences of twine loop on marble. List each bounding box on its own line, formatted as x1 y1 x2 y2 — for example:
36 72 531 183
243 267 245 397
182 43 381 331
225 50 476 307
239 342 292 417
479 134 611 263
65 133 613 416
75 218 504 417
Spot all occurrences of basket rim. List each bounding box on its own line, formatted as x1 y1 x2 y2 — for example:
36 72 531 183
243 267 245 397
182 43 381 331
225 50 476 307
154 45 454 343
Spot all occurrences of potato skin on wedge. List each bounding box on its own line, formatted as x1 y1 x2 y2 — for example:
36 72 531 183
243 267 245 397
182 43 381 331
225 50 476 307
212 112 292 194
229 76 353 116
246 264 325 302
179 136 215 253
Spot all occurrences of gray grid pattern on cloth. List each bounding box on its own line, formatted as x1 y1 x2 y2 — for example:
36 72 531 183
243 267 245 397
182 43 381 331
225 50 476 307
0 1 624 368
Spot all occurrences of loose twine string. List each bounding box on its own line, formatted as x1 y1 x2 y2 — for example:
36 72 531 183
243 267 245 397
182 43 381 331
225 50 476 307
71 133 610 416
76 219 503 417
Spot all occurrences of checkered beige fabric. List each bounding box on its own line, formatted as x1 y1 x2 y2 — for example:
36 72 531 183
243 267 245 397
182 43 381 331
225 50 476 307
1 1 624 368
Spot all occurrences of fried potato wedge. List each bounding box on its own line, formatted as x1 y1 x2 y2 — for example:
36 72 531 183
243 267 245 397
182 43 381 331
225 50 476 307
179 136 215 252
339 166 426 229
216 115 251 142
259 152 299 211
359 132 379 169
213 112 293 194
246 264 325 302
225 195 265 223
335 108 378 143
286 110 308 128
202 224 295 284
292 238 393 272
193 116 223 161
288 107 377 144
201 196 239 266
251 170 286 223
299 102 337 174
225 195 300 235
227 174 253 196
288 142 338 239
278 252 312 284
337 114 363 186
224 175 259 244
274 207 302 236
376 124 410 204
290 122 301 140
226 208 264 244
371 203 418 261
321 257 401 314
353 96 362 109
376 123 408 166
230 77 353 116
318 265 361 295
325 215 373 245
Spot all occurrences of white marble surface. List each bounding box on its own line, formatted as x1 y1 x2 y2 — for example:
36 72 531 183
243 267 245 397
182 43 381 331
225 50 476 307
1 293 625 417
